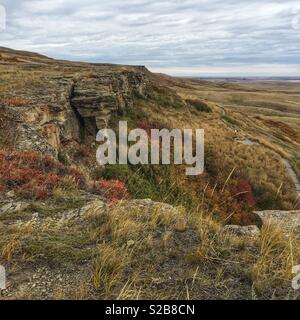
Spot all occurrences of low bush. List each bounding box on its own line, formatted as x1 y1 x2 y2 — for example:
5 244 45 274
186 99 212 112
0 150 86 200
150 86 185 109
92 179 131 205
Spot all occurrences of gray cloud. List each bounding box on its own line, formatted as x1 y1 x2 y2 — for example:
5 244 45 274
0 0 300 76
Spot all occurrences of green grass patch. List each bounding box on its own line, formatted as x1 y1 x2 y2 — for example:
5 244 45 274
186 99 212 113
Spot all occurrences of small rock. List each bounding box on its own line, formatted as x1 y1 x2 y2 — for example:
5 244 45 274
223 225 260 237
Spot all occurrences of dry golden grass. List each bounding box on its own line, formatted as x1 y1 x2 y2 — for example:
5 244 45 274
154 78 299 211
1 237 22 261
250 222 300 298
93 244 130 296
1 190 300 300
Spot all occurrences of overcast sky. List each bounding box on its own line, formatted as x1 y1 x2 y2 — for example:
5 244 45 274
0 0 300 76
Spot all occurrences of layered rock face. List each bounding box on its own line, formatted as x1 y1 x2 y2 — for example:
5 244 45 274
5 61 149 157
71 70 149 134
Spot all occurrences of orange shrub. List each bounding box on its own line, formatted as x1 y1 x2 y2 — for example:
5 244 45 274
92 179 131 206
0 150 86 199
6 98 31 107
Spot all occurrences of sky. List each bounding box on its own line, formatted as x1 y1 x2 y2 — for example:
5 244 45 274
0 0 300 77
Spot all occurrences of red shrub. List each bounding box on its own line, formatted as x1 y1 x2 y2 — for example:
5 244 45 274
0 150 86 199
93 179 131 205
234 179 256 207
6 98 31 107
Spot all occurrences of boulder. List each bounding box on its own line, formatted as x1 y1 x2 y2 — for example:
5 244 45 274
255 210 300 234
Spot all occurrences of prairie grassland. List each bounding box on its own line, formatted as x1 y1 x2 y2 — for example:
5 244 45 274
0 60 298 214
156 77 300 210
142 102 298 211
1 195 299 300
1 48 300 299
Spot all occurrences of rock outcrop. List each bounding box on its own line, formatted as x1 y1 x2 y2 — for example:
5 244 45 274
71 70 149 133
2 50 150 158
255 210 300 235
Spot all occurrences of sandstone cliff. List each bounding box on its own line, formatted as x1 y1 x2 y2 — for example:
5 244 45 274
0 47 150 158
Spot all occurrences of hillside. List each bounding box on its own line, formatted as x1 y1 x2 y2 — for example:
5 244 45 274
0 47 300 300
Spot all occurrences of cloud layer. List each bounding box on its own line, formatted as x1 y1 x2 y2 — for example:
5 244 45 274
0 0 300 76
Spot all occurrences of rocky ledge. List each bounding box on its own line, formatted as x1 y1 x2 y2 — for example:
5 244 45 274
255 210 300 235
